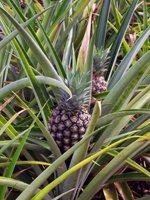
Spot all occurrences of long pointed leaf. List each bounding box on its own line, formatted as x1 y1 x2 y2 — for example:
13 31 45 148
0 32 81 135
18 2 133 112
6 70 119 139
109 26 150 88
0 5 61 80
0 76 71 100
95 0 111 49
106 0 138 81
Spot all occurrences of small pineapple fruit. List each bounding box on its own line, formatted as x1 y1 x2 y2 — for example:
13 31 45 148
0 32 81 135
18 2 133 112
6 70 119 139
0 34 3 41
92 49 109 95
49 71 91 153
20 0 43 9
20 0 26 9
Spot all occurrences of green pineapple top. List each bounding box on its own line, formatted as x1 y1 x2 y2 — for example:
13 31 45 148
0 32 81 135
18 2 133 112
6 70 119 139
56 69 91 112
93 48 110 76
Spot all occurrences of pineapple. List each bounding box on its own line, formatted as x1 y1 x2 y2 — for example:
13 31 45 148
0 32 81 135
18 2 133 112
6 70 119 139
19 0 43 9
20 0 26 9
92 48 109 95
49 71 91 153
0 34 3 41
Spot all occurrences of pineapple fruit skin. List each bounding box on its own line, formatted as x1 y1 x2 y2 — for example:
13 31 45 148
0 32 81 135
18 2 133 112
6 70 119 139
49 106 91 153
92 74 107 95
92 48 109 95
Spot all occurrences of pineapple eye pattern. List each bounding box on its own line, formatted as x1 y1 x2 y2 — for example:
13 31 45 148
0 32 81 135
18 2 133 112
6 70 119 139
92 75 107 94
49 106 90 153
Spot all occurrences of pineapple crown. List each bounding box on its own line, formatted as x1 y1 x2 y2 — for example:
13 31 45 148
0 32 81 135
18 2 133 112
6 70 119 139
56 69 91 111
93 47 110 75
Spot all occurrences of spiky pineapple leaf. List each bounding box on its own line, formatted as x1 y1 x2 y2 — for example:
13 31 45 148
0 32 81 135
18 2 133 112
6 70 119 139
37 20 66 79
78 139 150 200
0 176 29 191
0 76 72 100
0 114 18 139
56 0 92 50
8 0 48 55
93 47 110 74
103 51 150 114
15 121 106 200
0 5 60 80
109 26 150 88
0 120 35 199
108 172 150 183
95 0 111 49
30 136 133 200
106 0 138 81
0 4 50 50
58 69 91 110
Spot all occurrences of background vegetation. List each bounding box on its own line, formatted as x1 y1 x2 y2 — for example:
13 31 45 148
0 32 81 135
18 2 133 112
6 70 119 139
0 0 150 199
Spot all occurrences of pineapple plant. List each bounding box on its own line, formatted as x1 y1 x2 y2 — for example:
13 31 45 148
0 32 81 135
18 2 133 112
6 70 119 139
49 71 91 153
0 1 150 200
92 48 109 95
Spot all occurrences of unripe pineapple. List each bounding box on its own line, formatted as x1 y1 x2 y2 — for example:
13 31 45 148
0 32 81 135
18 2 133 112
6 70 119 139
49 71 91 153
92 49 109 95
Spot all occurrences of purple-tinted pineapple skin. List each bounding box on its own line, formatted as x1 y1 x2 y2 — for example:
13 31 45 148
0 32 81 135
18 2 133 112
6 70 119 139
49 106 91 153
92 74 107 95
0 34 3 41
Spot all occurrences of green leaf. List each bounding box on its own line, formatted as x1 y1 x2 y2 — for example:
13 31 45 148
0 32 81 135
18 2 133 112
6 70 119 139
0 123 34 199
0 176 29 191
8 0 48 55
96 109 150 128
15 125 103 200
103 51 150 114
0 114 18 139
78 139 150 200
31 137 132 200
0 5 50 50
109 26 150 88
64 102 100 199
0 5 59 124
0 5 61 80
108 172 150 183
0 110 24 137
106 0 138 81
108 150 150 177
0 161 51 168
37 20 66 79
0 76 71 100
95 0 111 49
0 177 51 199
56 0 91 50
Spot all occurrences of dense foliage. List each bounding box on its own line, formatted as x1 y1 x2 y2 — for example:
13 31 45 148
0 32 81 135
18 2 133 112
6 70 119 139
0 0 150 200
